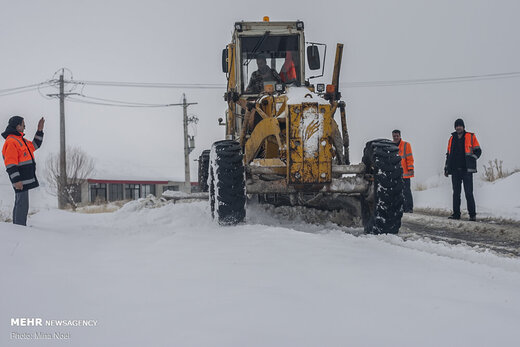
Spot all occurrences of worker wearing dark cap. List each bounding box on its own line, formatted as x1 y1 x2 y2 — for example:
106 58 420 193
444 118 481 221
1 116 45 226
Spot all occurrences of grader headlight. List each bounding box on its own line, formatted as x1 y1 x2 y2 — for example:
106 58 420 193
263 83 275 94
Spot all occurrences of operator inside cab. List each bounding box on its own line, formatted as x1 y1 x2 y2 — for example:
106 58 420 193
245 56 282 94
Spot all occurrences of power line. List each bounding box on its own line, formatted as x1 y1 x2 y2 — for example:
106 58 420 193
77 94 184 107
67 96 183 108
68 80 224 90
2 69 520 100
0 86 42 96
0 82 47 93
66 71 520 91
0 81 52 96
342 71 520 88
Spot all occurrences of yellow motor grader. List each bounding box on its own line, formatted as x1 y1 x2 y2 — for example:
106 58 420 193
199 18 403 234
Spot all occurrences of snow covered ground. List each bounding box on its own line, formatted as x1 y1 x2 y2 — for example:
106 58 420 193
1 173 520 346
2 196 520 346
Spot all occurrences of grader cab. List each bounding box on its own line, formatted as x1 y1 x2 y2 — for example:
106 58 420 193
199 19 404 234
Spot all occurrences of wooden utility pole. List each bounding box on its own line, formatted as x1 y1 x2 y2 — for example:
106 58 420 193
182 94 197 193
47 69 79 209
58 73 67 209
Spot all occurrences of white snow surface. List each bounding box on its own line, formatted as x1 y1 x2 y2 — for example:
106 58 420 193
1 199 520 346
285 86 327 104
161 190 191 198
300 107 324 159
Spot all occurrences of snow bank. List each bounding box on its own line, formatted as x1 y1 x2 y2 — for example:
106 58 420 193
117 194 169 213
162 190 190 198
414 172 520 220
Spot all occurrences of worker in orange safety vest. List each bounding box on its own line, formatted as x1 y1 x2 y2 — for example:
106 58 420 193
444 118 481 221
392 129 414 213
2 116 45 226
279 51 297 83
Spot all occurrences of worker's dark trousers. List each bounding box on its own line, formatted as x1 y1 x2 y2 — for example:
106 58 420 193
451 170 476 217
13 190 29 226
403 178 413 212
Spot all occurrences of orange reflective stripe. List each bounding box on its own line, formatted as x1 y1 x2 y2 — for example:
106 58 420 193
7 135 23 147
398 140 414 178
463 132 479 154
447 136 453 154
3 140 20 166
25 140 35 152
472 134 480 148
18 159 33 166
469 133 480 151
398 141 407 157
465 133 472 154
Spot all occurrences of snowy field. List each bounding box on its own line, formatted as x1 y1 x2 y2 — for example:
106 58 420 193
2 171 519 223
2 194 520 346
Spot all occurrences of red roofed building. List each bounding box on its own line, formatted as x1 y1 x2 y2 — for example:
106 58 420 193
79 179 198 204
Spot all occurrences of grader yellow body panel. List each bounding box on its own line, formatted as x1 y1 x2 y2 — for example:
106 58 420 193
244 117 282 164
287 103 333 184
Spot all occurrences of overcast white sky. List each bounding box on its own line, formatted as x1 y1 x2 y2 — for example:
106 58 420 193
1 0 519 183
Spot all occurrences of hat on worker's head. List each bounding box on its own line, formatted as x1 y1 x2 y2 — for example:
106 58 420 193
255 53 269 60
454 118 465 129
1 116 24 139
8 116 24 128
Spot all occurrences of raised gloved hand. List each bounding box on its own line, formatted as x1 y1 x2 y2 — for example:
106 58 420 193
37 117 45 131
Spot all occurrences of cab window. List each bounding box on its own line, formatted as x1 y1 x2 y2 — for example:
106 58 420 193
240 35 300 94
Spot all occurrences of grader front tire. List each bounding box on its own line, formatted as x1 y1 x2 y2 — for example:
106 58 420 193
361 139 404 234
208 140 246 225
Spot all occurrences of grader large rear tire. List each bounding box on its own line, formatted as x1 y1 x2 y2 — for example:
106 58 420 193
198 150 210 192
209 140 246 225
361 139 403 234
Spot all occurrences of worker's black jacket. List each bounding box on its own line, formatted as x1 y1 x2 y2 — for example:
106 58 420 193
444 131 482 175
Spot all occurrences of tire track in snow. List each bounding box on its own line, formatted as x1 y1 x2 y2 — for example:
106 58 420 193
401 212 520 257
246 203 520 262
